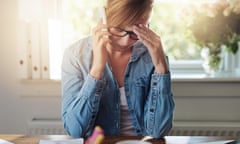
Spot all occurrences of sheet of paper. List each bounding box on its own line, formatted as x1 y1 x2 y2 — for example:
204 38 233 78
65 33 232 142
39 138 83 144
0 139 14 144
198 140 234 144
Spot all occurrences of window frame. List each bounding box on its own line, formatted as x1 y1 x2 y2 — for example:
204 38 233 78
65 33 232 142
17 0 240 80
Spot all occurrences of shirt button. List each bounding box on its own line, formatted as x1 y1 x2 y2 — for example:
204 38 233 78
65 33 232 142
153 82 157 86
149 108 154 112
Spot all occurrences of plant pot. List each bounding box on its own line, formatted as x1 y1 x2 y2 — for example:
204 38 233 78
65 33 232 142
201 47 224 75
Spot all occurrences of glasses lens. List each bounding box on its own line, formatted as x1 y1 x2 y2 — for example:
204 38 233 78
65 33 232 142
129 33 138 40
109 27 127 37
109 27 139 40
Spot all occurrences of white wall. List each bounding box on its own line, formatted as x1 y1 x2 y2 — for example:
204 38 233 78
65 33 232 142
0 0 62 134
0 0 23 133
1 0 240 136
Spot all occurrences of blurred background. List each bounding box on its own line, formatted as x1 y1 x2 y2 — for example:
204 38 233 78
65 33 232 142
1 0 240 137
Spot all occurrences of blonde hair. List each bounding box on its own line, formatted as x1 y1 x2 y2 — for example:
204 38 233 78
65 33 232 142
106 0 153 28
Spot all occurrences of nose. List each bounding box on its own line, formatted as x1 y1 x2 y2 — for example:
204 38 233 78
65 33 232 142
121 34 136 44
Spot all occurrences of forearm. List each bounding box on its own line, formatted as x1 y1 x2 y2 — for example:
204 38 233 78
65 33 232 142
90 66 105 80
62 74 106 138
154 54 168 74
144 73 175 138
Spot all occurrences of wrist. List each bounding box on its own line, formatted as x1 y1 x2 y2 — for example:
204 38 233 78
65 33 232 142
154 63 168 74
90 67 104 80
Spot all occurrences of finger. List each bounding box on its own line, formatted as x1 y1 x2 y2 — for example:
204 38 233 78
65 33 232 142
93 26 108 35
94 26 111 40
98 32 112 45
133 25 149 39
134 25 159 42
133 28 151 44
136 24 149 34
133 27 156 49
93 18 108 34
99 31 111 40
105 40 113 49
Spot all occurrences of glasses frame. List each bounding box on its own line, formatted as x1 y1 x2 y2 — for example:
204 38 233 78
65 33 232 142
108 24 149 40
108 27 138 40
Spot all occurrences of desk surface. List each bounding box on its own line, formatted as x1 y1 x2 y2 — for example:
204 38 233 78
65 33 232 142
0 135 237 144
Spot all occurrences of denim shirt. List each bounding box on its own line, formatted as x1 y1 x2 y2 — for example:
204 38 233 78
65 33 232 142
61 36 175 138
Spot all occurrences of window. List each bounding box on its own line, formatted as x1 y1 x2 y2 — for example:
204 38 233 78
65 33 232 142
17 0 240 80
61 0 203 74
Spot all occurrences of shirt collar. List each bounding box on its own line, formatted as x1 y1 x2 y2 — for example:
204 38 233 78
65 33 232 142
131 41 147 62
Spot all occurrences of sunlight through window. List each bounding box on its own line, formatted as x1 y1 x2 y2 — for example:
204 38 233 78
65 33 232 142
48 19 63 80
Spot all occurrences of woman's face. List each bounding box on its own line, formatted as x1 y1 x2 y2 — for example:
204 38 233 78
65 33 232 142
109 17 149 52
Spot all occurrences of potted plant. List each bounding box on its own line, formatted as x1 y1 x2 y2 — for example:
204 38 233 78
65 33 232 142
183 0 240 74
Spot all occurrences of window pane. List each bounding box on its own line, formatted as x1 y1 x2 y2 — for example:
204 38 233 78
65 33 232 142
151 2 202 61
47 0 240 80
62 0 202 61
62 0 105 47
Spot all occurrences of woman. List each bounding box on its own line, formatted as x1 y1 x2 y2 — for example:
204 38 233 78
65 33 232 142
61 0 175 139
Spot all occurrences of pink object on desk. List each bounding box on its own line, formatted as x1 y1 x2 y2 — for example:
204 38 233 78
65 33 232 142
85 126 104 144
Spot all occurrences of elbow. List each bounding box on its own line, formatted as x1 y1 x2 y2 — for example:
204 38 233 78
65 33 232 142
62 112 83 138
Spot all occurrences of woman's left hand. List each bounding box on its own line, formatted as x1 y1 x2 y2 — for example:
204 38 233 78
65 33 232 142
133 24 168 74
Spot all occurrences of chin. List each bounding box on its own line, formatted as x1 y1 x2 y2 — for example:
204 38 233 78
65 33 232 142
112 43 135 52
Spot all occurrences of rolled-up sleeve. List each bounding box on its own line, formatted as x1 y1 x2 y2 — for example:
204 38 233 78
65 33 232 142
144 72 175 138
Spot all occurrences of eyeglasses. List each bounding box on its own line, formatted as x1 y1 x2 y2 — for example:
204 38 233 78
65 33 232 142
108 24 150 40
108 27 139 40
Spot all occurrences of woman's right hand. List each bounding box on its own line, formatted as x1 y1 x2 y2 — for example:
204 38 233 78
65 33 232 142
90 18 112 80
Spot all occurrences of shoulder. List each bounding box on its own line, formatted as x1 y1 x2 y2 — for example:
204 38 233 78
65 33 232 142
64 36 93 58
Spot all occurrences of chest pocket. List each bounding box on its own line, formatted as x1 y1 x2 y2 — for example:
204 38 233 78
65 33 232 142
135 76 150 87
134 76 150 101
